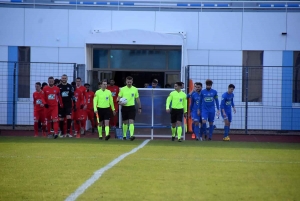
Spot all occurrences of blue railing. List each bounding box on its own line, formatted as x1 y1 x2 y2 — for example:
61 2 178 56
0 0 299 11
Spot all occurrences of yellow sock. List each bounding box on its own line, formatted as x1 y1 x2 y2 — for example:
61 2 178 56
105 126 109 136
177 126 182 139
171 127 176 137
129 124 134 137
98 126 102 137
123 124 128 137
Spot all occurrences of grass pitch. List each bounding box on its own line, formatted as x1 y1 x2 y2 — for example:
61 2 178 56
1 137 300 201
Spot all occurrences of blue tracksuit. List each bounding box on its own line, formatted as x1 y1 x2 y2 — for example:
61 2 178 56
199 88 219 139
220 92 235 137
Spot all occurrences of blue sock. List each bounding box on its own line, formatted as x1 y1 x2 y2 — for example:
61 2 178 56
192 123 195 134
202 123 207 136
199 124 203 138
224 126 229 137
209 125 214 139
194 124 199 139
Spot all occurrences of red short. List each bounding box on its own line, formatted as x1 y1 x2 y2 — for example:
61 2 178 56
34 110 45 122
45 105 59 121
72 109 85 121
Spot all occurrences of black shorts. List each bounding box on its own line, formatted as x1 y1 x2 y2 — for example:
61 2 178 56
170 108 183 123
97 107 111 122
121 106 136 121
58 105 72 118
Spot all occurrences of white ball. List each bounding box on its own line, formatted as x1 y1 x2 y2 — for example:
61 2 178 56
119 97 127 105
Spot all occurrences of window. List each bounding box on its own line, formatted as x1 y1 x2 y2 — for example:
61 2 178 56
93 49 108 68
293 51 300 103
18 46 30 98
242 51 263 102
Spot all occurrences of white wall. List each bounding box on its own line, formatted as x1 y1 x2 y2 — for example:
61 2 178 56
198 12 242 50
242 13 286 50
0 46 8 124
0 8 24 46
286 13 300 50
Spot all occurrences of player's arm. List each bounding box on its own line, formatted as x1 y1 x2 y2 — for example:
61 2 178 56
135 90 141 111
70 85 76 105
57 89 63 107
93 92 98 112
198 92 203 115
220 94 226 116
43 89 49 108
116 88 123 103
166 92 173 110
189 95 194 112
109 92 115 111
80 92 84 109
214 91 220 110
183 95 187 114
33 93 36 105
232 95 236 113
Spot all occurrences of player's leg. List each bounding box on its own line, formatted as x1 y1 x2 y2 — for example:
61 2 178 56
191 112 200 140
201 110 208 140
97 109 104 139
128 106 136 141
87 110 95 133
170 109 177 141
39 110 46 137
58 107 65 138
66 106 73 137
221 111 229 140
33 111 39 137
80 110 87 135
121 107 129 139
51 106 59 139
104 108 111 140
227 112 232 140
175 109 184 142
207 111 215 140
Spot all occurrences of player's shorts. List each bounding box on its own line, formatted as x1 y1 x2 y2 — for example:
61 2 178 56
170 108 183 123
46 105 59 121
34 110 45 122
221 111 232 122
73 108 85 121
58 105 72 118
191 111 201 122
201 109 215 122
121 105 136 121
97 107 111 122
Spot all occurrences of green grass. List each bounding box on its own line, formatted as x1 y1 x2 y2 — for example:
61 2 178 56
1 137 300 201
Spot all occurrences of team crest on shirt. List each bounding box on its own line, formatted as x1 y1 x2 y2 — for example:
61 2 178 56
180 98 182 102
131 93 134 97
106 96 108 100
36 99 42 104
54 90 56 93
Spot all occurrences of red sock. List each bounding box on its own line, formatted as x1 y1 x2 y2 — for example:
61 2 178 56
53 121 58 134
81 119 86 130
47 122 51 134
42 125 46 132
74 122 80 133
34 122 39 135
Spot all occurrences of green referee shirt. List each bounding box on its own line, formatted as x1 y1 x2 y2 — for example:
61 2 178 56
166 90 187 113
93 89 115 111
118 86 139 106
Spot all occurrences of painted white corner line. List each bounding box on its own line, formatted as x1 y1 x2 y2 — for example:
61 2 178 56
65 139 151 201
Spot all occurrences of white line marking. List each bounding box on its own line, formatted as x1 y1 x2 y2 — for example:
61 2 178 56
65 139 150 201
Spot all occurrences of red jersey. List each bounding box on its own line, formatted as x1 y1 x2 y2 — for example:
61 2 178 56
43 86 62 106
76 85 86 104
85 90 94 110
107 85 119 102
33 91 45 111
74 88 84 108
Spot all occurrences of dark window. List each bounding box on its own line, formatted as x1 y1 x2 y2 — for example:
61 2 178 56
242 51 263 102
293 51 300 103
18 46 30 98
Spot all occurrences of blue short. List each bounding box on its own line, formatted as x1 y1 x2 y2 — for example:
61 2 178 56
201 109 215 122
221 111 232 122
191 111 201 122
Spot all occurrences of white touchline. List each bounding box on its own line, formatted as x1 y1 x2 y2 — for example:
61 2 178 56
65 139 150 201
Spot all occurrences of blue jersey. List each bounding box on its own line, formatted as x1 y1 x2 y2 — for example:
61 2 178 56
190 91 201 113
220 92 234 112
199 89 219 112
187 91 195 99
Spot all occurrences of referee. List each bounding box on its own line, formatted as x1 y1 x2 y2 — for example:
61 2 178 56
93 80 116 140
117 76 142 141
166 82 187 142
